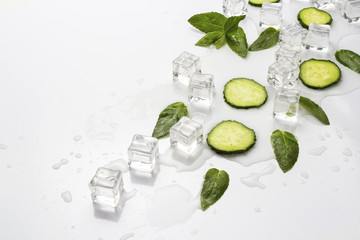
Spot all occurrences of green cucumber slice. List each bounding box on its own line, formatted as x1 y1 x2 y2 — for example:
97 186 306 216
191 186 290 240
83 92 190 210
248 0 280 7
223 78 267 109
207 121 256 154
297 7 332 29
299 59 341 89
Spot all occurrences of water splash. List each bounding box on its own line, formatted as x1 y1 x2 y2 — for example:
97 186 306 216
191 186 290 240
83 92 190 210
240 163 276 189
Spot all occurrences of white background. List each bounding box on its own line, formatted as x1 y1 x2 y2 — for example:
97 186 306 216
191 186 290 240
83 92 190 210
0 0 360 239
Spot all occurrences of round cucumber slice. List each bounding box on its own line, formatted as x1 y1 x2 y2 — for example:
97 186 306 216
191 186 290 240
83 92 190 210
299 59 341 89
223 78 267 109
207 121 256 154
297 7 332 29
248 0 280 7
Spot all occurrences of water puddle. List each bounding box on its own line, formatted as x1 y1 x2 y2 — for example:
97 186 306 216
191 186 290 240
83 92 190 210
240 163 276 189
146 184 199 228
52 159 69 170
307 146 327 156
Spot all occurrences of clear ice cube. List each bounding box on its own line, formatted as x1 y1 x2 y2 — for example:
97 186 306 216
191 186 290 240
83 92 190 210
267 59 299 88
128 134 159 172
279 23 307 51
259 2 282 30
273 88 300 123
173 52 201 86
89 167 124 207
341 0 360 23
223 0 248 17
170 116 203 154
312 0 335 9
304 23 330 52
275 46 302 65
188 73 215 106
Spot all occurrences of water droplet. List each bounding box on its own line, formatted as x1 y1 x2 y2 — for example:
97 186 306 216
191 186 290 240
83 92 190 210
318 135 325 141
190 229 198 234
300 171 309 179
343 148 353 157
325 133 331 138
52 159 69 170
6 164 12 169
71 225 75 229
75 153 82 158
61 191 72 203
241 163 276 189
335 128 343 139
76 168 83 173
119 233 135 240
254 207 261 213
0 144 7 150
73 135 82 142
344 158 349 162
282 182 287 187
308 146 327 156
331 166 340 173
137 78 144 85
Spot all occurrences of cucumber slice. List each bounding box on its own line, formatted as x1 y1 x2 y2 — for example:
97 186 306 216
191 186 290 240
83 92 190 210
299 59 341 89
207 121 256 154
224 78 267 109
249 0 280 7
297 7 332 29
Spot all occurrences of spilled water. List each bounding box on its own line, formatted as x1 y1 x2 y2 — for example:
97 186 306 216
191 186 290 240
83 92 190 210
240 163 276 189
307 146 327 156
147 184 199 228
52 159 69 170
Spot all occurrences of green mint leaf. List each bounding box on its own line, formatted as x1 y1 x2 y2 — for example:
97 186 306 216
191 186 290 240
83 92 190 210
152 102 188 139
226 27 248 58
335 49 360 74
188 12 227 33
201 168 229 211
270 130 299 173
249 27 279 51
195 31 224 47
214 35 226 49
299 96 330 125
223 15 246 33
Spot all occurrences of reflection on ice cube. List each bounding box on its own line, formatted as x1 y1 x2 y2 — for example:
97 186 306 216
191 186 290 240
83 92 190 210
273 88 300 123
128 134 159 172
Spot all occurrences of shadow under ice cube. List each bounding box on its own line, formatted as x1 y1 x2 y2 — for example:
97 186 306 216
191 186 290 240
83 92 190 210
172 52 201 86
170 116 203 154
128 134 158 172
89 167 124 207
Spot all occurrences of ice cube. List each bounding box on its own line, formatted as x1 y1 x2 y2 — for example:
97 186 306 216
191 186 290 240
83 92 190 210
223 0 248 17
275 45 302 65
279 23 307 51
89 167 124 207
341 0 360 23
312 0 335 9
170 116 203 154
188 73 215 106
173 52 201 86
128 134 158 172
304 23 330 52
259 2 282 30
273 88 300 123
267 59 299 88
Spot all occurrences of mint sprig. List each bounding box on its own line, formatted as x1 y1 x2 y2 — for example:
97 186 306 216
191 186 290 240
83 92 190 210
188 12 248 57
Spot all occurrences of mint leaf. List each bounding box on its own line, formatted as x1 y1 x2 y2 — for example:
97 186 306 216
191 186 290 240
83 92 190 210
335 49 360 74
223 15 246 33
226 27 248 58
299 96 330 125
152 102 188 139
188 12 227 33
249 27 279 51
201 168 229 211
195 31 224 47
271 130 299 173
214 35 226 49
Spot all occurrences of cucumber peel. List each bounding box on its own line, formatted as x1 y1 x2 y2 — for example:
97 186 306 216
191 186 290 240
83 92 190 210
249 0 280 7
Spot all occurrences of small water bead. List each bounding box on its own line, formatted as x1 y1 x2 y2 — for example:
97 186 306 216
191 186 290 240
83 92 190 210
73 135 82 142
343 148 353 157
119 233 135 240
307 146 327 156
300 171 309 179
61 191 73 203
0 144 7 150
254 207 262 213
325 133 331 138
52 159 69 170
318 135 326 141
335 128 343 139
75 153 82 158
331 166 340 173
